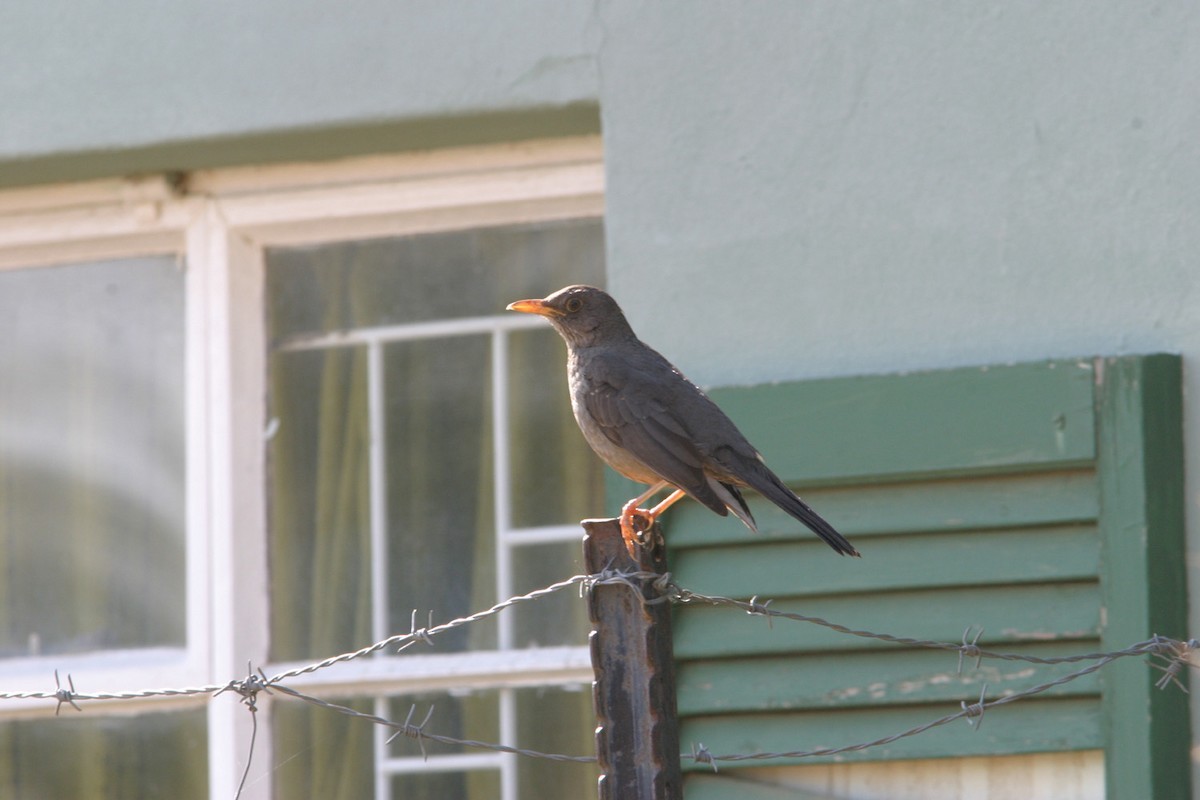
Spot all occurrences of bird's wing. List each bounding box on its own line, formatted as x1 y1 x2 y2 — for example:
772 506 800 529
581 350 728 515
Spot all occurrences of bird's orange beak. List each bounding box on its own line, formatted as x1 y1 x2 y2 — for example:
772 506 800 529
506 298 565 317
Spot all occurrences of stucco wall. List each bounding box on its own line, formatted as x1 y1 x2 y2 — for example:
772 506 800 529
0 0 601 183
595 9 1199 788
4 0 1198 789
599 3 1199 385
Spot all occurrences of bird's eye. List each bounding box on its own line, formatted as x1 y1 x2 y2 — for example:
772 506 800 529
565 297 583 313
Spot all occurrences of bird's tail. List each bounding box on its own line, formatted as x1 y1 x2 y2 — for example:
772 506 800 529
745 466 860 557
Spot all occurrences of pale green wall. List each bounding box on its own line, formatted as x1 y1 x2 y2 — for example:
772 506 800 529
0 0 602 183
4 0 1200 785
598 3 1199 387
594 11 1200 788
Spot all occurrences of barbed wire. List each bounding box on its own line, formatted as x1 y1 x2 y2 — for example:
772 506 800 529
684 648 1122 770
0 670 225 705
0 570 611 705
661 577 1193 670
267 570 600 684
0 568 1193 790
267 684 596 764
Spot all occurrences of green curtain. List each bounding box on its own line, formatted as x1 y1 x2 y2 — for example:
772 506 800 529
269 259 376 799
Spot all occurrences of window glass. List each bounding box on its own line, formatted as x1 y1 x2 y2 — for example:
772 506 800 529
384 335 498 653
273 696 373 799
392 772 502 799
387 686 596 799
0 707 206 798
514 685 595 798
273 687 596 798
0 257 185 658
507 326 601 529
387 690 498 759
510 541 588 648
267 221 606 336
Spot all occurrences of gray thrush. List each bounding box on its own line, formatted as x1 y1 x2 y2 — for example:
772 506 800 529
507 285 859 557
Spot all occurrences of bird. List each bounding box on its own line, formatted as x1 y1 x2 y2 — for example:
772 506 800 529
507 285 859 557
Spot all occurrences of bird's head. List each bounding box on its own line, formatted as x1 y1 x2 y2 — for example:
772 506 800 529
506 285 636 348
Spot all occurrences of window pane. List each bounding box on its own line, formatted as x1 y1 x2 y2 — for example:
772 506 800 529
273 696 373 800
511 542 588 648
0 257 185 657
508 327 605 529
392 771 501 800
515 685 596 798
0 707 206 798
387 687 596 798
267 219 605 337
387 690 497 759
385 336 497 653
270 687 593 799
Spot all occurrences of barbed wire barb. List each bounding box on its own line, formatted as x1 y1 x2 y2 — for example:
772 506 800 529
961 683 988 730
217 662 271 800
396 610 436 654
1148 635 1197 693
579 556 618 598
690 742 718 773
216 662 272 709
384 704 436 760
746 595 774 629
957 625 985 673
53 670 80 715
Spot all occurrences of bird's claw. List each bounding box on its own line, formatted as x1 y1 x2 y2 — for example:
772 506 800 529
619 508 655 556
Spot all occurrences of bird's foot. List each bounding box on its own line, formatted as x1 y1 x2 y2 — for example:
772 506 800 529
619 504 656 556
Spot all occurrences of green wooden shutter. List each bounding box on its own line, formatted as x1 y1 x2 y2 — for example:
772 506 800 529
607 355 1188 798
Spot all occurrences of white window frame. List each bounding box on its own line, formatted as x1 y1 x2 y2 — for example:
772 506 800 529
0 136 604 799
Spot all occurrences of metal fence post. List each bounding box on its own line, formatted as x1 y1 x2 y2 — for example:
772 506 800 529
583 518 683 800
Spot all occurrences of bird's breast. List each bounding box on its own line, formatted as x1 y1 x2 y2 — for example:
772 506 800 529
567 358 662 485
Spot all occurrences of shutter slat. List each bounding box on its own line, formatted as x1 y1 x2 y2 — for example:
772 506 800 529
673 582 1101 659
679 698 1102 767
674 524 1098 598
678 640 1103 714
657 469 1099 546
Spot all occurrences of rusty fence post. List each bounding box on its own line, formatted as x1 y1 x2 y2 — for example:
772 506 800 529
583 518 683 800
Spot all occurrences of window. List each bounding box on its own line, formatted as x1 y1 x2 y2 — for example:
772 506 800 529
0 137 605 799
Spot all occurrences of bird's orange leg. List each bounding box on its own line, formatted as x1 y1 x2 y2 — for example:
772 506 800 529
620 481 671 551
646 489 687 520
620 483 691 554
